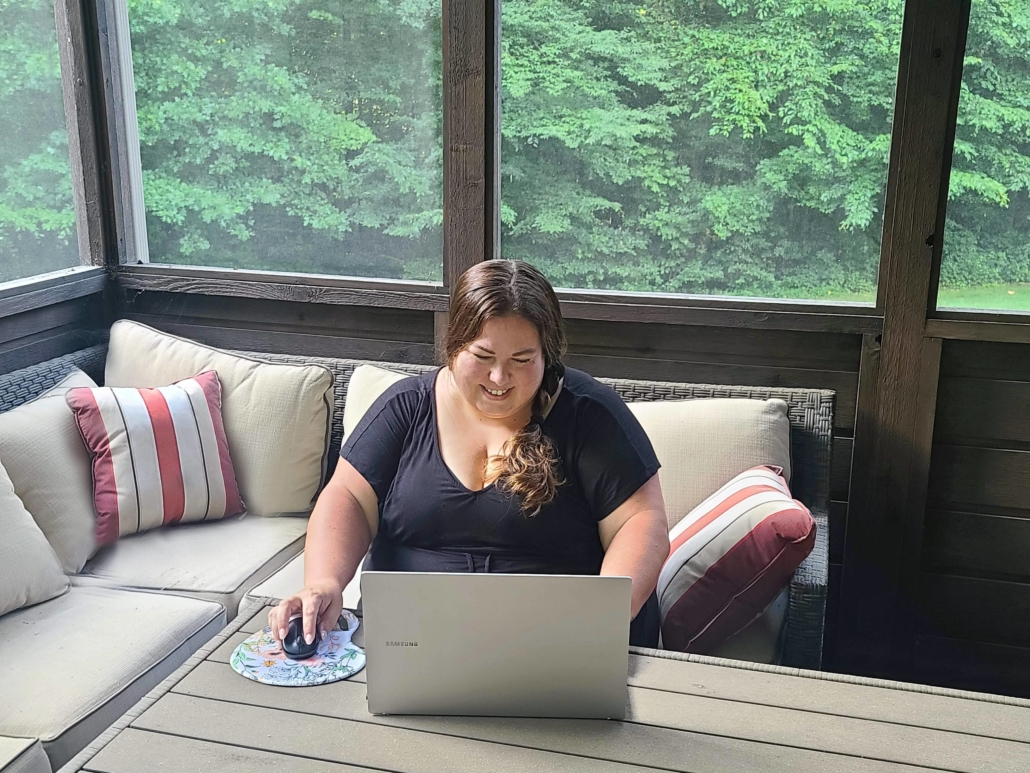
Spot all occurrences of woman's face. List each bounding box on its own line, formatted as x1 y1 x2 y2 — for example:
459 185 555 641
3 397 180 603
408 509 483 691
450 315 545 421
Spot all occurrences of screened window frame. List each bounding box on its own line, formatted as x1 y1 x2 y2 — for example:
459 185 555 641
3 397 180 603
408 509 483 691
1 0 1029 343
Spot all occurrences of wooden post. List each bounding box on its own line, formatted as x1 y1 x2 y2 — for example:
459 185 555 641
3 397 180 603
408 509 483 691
53 0 111 267
438 0 497 362
839 0 968 677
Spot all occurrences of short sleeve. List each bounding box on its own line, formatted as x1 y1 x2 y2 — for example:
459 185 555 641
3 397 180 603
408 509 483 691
340 379 420 505
574 392 661 521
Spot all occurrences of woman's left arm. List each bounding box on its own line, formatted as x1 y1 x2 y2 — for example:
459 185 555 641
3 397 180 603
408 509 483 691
598 474 670 619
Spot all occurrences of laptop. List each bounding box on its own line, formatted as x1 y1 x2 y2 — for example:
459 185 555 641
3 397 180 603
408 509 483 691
361 572 632 719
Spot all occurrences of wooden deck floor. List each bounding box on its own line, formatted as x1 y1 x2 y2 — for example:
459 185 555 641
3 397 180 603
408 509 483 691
73 604 1030 773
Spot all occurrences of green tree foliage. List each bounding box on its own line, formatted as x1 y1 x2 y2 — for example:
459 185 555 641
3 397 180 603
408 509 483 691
2 0 1029 296
0 0 79 281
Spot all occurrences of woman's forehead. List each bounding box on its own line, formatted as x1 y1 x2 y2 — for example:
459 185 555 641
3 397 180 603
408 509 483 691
472 316 541 351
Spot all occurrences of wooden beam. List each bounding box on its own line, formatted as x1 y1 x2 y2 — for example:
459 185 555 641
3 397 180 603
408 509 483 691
0 269 106 321
925 318 1030 344
839 0 968 677
114 268 448 312
53 0 111 267
113 265 884 333
558 298 883 334
442 0 489 289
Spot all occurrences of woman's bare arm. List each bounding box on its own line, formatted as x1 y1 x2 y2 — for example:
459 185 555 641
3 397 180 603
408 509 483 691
597 474 670 619
269 458 379 645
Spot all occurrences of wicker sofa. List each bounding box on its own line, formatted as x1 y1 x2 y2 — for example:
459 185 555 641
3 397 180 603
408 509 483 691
0 342 831 773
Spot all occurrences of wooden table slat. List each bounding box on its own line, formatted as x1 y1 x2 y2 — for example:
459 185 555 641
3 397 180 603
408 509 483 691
630 653 1030 744
169 660 970 773
237 605 1030 747
133 693 668 773
85 728 377 773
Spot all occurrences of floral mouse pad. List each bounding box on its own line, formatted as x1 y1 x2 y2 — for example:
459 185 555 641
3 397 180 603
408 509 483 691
230 609 365 687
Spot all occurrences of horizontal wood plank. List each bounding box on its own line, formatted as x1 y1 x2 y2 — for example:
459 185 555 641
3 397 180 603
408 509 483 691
934 378 1030 445
0 270 106 321
928 445 1030 511
229 604 1030 743
939 340 1030 382
118 291 434 343
911 635 1030 700
560 298 883 335
565 319 863 372
915 572 1030 646
628 653 1030 744
926 318 1030 344
0 295 105 348
169 661 1026 772
0 328 105 377
115 269 449 312
923 510 1030 580
85 728 375 773
120 318 436 365
134 692 665 773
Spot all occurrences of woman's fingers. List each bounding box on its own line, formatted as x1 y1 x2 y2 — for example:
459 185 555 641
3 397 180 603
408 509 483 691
317 593 344 639
269 596 301 645
302 589 325 645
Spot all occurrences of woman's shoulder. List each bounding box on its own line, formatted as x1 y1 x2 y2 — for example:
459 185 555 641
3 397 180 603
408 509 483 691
560 366 625 411
375 367 435 404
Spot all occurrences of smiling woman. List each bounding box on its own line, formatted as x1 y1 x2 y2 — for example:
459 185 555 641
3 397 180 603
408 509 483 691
270 259 671 650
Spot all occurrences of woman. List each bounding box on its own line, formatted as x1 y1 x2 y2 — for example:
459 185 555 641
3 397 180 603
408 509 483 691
270 260 670 648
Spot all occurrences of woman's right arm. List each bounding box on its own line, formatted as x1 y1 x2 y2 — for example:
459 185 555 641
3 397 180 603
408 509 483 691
268 457 379 647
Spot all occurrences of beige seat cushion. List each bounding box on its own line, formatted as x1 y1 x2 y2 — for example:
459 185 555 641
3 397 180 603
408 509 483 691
246 551 363 611
0 736 51 773
104 320 334 515
0 460 68 617
78 514 308 617
342 364 412 442
0 585 224 770
628 398 792 528
0 370 97 574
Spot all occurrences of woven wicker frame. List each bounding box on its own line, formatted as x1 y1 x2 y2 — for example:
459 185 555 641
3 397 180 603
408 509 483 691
0 346 832 670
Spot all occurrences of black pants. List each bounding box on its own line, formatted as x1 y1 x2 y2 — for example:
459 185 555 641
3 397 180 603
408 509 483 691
628 590 660 648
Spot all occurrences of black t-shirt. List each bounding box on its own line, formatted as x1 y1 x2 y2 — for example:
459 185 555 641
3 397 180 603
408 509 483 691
341 367 660 576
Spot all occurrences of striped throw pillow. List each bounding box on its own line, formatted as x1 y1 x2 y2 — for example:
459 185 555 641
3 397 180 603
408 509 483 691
66 371 245 546
657 465 815 654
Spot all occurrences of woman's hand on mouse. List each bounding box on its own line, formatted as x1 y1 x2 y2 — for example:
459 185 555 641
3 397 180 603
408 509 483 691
268 579 344 647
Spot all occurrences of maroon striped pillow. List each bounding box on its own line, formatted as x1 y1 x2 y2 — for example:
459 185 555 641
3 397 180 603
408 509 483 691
657 465 815 654
66 371 245 546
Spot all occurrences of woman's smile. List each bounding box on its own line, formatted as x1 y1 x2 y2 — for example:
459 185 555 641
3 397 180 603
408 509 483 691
481 385 513 400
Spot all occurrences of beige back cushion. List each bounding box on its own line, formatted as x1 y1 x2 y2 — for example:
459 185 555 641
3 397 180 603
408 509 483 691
105 320 334 515
0 458 68 616
628 398 792 529
342 364 412 441
0 369 98 573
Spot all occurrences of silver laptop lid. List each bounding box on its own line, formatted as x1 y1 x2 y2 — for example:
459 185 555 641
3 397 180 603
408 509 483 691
362 572 632 719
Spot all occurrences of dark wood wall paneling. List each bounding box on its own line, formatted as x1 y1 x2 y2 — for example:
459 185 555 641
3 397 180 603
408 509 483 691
910 339 1030 695
113 288 436 365
0 272 110 374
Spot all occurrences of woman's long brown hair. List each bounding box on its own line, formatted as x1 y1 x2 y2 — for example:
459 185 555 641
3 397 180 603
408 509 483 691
446 260 567 514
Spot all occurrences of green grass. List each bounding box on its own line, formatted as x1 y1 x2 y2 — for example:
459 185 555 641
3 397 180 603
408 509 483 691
812 283 1030 311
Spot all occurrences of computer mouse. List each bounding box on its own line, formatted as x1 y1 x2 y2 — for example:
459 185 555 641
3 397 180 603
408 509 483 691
281 615 321 660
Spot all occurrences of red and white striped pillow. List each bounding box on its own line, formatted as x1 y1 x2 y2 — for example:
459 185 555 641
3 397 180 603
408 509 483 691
66 371 245 546
657 465 815 654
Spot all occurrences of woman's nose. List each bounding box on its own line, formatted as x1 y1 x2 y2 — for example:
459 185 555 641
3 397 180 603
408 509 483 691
489 364 509 384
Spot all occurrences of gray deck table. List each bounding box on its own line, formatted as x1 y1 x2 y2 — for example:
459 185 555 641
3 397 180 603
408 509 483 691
61 597 1030 773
